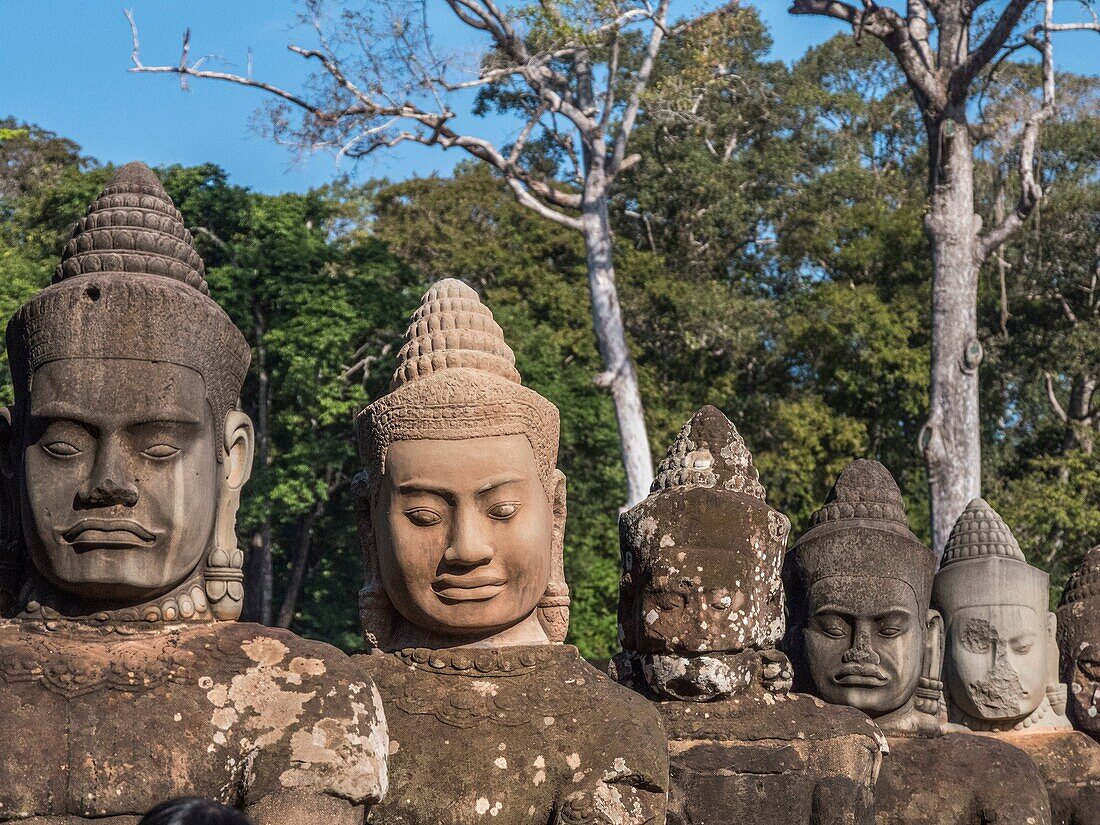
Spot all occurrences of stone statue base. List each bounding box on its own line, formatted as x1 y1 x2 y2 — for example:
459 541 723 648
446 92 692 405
655 688 884 825
875 733 1052 825
0 621 386 823
360 645 668 824
999 731 1100 825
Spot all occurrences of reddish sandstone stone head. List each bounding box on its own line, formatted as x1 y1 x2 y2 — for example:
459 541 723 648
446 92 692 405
355 279 568 650
619 405 791 656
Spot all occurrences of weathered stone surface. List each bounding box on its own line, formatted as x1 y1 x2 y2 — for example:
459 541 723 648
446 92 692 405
356 279 668 824
933 500 1100 823
0 163 388 823
786 460 1053 824
615 407 884 824
875 734 1052 825
362 645 666 824
1005 731 1100 825
1058 545 1100 742
0 622 387 822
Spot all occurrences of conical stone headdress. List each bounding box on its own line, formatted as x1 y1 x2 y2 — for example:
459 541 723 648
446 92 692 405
934 498 1047 614
358 278 558 482
6 162 249 442
787 459 935 611
356 279 566 645
619 405 791 655
4 162 251 621
1057 545 1100 659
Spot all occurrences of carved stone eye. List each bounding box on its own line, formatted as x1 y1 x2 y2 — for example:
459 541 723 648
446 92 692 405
142 444 180 459
43 441 81 458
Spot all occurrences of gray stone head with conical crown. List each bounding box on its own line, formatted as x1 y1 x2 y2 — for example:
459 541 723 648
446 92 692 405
0 162 254 623
785 459 943 735
934 498 1070 732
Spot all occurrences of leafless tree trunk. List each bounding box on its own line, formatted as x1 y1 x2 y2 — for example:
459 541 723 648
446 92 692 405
790 0 1098 555
124 0 692 505
276 499 326 629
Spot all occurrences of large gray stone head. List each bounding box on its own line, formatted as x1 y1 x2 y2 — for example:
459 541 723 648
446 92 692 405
785 459 942 726
0 162 254 622
933 498 1068 731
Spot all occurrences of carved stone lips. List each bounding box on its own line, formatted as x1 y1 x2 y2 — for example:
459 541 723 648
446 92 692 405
835 664 888 686
432 574 507 601
63 519 156 549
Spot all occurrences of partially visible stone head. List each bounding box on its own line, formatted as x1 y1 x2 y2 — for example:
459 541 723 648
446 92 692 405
1058 545 1100 738
0 163 253 621
619 405 790 659
355 279 567 650
785 460 940 719
933 499 1060 727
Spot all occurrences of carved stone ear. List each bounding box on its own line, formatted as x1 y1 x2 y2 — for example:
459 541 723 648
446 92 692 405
538 469 570 644
223 410 254 490
916 608 946 716
924 609 944 681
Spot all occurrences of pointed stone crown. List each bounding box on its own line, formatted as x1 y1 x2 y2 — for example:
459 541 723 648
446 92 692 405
7 162 249 450
788 459 935 609
809 458 910 529
1060 545 1100 608
651 405 766 500
358 278 559 484
55 161 208 295
934 498 1047 614
390 278 520 390
942 498 1025 565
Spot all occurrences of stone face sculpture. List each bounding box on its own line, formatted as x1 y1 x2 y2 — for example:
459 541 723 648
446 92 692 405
0 163 387 824
934 499 1100 825
612 406 885 825
1059 545 1100 741
355 278 668 824
785 460 1053 825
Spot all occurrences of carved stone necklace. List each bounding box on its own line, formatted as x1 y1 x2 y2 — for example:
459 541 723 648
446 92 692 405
395 644 562 677
951 696 1071 732
17 571 213 626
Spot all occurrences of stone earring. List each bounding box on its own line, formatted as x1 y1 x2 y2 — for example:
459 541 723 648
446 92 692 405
204 544 244 620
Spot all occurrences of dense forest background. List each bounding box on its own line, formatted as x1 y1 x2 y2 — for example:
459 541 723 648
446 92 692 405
1 13 1097 659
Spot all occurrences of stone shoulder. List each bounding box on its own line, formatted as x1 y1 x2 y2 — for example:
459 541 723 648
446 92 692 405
657 688 884 745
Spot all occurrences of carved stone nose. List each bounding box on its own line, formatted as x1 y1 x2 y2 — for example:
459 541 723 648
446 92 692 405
81 477 139 508
842 632 880 665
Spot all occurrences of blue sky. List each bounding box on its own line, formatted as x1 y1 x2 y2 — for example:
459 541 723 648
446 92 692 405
0 2 1095 194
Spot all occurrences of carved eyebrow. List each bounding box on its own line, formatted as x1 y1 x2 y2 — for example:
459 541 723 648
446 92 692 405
812 605 854 617
395 482 454 502
476 475 524 495
30 403 203 427
875 610 912 623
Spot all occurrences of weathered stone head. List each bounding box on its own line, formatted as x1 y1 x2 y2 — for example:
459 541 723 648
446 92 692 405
617 405 791 700
933 498 1068 731
0 162 254 622
355 278 567 650
1058 545 1100 739
785 460 942 732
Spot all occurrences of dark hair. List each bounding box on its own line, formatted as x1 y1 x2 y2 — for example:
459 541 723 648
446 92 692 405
139 798 253 825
